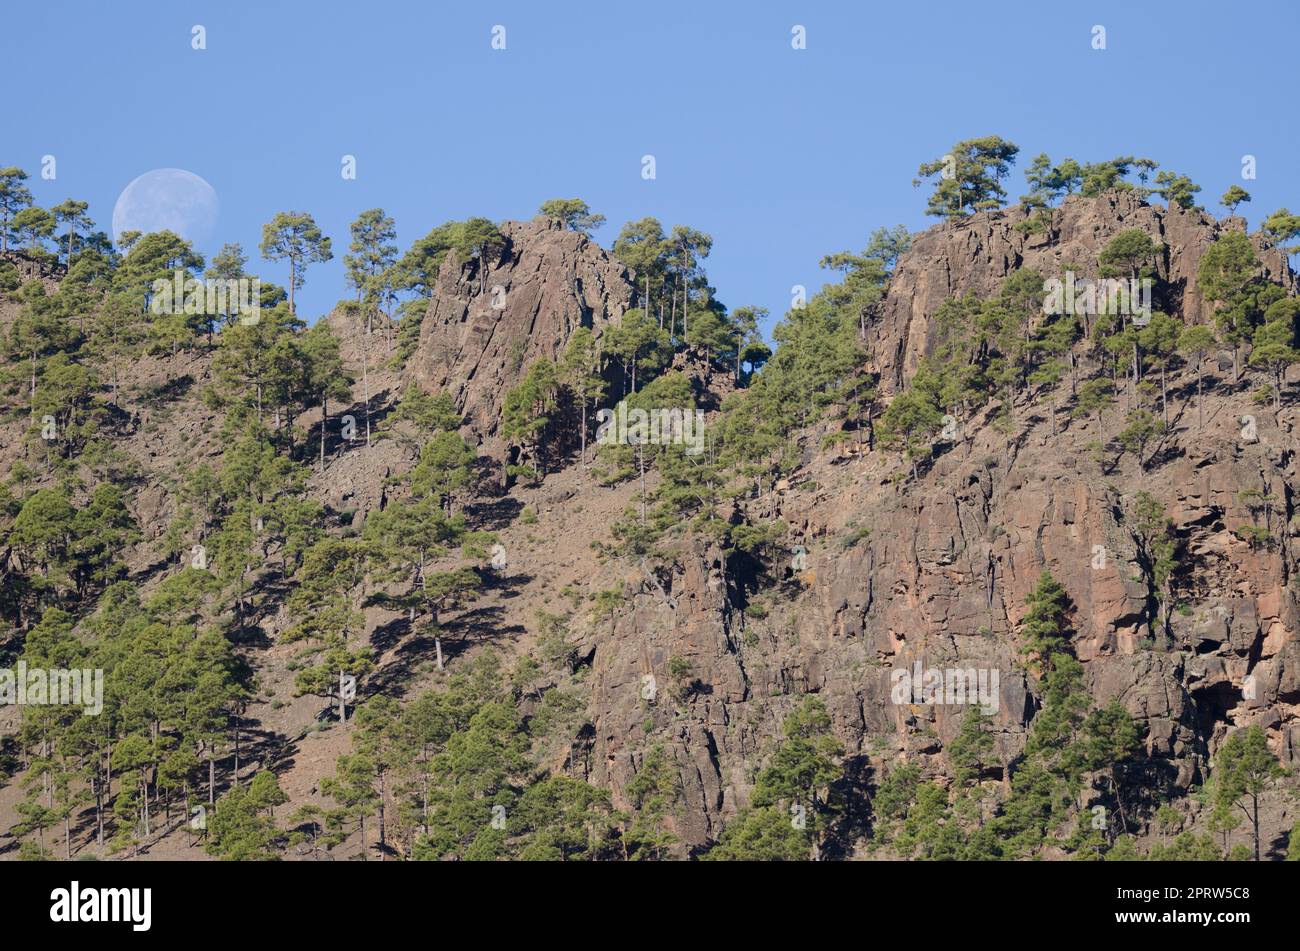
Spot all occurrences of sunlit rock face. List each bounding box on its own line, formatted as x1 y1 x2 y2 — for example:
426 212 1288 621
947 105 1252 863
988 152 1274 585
409 216 634 458
870 192 1295 395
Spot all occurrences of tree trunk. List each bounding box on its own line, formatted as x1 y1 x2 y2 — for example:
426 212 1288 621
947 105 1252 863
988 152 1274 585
669 275 677 338
1252 792 1260 861
639 446 647 523
1161 365 1168 427
681 265 690 338
378 771 387 860
579 399 587 466
1196 358 1204 429
320 393 328 472
363 337 372 446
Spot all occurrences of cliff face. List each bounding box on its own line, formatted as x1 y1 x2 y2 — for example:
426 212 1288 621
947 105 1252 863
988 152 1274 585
577 388 1297 852
553 198 1300 853
409 216 635 456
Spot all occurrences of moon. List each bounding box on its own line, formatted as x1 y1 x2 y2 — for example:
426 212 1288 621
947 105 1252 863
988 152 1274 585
112 168 219 247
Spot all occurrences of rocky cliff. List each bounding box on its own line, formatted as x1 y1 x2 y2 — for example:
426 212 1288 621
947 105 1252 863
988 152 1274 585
871 192 1296 393
409 216 635 456
555 195 1300 853
579 373 1297 851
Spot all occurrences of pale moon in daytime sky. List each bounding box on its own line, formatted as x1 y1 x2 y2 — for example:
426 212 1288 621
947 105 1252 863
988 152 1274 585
111 168 219 246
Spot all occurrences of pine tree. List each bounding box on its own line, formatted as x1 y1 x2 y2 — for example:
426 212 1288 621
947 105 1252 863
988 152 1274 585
667 225 712 339
0 165 33 252
389 382 462 442
1117 409 1163 474
1125 491 1178 645
878 387 942 480
1020 152 1066 209
260 211 333 316
623 744 681 860
728 305 770 381
1248 297 1300 416
1076 156 1156 197
612 217 670 324
915 136 1019 218
701 804 817 861
1177 323 1217 428
512 776 622 860
559 326 607 465
301 321 352 471
453 217 505 293
11 206 55 256
1260 207 1300 255
1139 312 1180 426
1154 170 1202 210
50 199 93 263
538 198 605 236
345 209 398 428
415 692 529 860
702 699 846 860
285 538 373 720
1220 186 1251 215
213 304 302 420
321 752 380 859
1099 229 1160 282
206 783 283 860
361 474 489 671
603 309 670 396
1214 726 1285 860
6 280 77 418
1079 700 1144 839
1198 231 1265 380
1019 571 1072 674
502 357 560 481
947 705 995 791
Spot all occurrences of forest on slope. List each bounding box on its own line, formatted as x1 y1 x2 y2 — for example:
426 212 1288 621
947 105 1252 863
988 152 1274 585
0 140 1298 860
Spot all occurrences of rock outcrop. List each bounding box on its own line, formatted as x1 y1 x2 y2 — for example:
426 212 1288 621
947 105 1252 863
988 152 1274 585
409 216 635 456
871 192 1296 393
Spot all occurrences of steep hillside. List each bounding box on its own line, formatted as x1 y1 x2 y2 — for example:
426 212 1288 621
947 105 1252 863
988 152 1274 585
1 192 1298 862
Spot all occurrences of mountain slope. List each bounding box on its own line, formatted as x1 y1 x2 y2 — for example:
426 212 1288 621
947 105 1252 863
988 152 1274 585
1 193 1297 861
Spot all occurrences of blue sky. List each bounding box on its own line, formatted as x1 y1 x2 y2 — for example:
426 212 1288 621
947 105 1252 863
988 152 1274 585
4 0 1297 337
